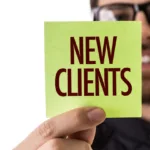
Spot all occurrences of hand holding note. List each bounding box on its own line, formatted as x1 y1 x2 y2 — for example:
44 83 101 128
14 107 105 150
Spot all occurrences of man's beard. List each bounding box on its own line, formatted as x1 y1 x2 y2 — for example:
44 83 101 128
142 95 150 104
142 79 150 104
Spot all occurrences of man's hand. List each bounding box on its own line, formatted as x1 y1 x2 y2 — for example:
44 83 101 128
14 107 105 150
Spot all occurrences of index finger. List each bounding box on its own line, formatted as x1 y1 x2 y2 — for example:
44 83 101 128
14 107 105 150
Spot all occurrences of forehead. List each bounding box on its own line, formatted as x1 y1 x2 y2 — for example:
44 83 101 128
99 0 150 6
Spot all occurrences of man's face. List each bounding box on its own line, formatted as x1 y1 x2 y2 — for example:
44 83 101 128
97 0 150 103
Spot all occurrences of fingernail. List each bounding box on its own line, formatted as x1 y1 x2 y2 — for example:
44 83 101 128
87 108 105 122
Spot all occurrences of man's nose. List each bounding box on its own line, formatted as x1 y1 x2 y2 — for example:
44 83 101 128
135 12 150 43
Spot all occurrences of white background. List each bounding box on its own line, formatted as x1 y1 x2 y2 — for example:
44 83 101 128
0 0 92 149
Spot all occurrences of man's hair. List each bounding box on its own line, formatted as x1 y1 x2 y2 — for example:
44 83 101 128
90 0 98 9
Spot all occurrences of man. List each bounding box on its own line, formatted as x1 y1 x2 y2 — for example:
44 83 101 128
14 0 150 150
91 0 150 149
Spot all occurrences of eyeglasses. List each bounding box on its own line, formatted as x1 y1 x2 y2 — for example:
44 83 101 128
93 2 150 23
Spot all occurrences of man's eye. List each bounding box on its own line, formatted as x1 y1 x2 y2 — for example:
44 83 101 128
115 14 131 21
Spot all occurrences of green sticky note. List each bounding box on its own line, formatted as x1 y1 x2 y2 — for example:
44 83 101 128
45 21 141 118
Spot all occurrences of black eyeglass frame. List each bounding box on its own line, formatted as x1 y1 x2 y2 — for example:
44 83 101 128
93 2 150 23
